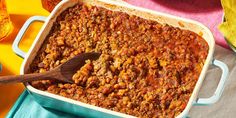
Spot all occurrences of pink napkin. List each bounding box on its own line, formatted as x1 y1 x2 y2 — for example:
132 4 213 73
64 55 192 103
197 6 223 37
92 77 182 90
124 0 228 49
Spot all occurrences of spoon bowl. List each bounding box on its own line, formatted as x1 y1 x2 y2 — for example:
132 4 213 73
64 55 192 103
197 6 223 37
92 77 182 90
0 52 101 84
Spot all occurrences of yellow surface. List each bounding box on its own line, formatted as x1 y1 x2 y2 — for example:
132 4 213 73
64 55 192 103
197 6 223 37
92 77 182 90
219 0 236 47
0 0 49 117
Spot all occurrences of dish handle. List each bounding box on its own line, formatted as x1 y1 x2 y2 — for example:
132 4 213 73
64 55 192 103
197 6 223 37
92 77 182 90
194 59 229 106
12 16 47 59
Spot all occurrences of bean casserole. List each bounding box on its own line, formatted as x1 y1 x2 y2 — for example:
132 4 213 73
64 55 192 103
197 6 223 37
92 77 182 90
30 2 209 118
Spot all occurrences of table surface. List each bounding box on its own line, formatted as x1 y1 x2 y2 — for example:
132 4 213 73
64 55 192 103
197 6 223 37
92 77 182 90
0 0 49 117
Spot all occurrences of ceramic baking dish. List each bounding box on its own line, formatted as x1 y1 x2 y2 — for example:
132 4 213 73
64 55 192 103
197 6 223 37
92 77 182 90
12 0 229 117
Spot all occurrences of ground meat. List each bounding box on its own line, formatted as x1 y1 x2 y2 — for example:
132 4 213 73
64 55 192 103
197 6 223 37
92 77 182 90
30 2 209 118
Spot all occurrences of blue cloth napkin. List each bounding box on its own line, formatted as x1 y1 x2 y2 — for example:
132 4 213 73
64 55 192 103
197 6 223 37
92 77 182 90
7 90 80 118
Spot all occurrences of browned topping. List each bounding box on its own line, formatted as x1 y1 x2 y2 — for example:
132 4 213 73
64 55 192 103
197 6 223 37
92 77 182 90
178 22 185 27
30 2 209 118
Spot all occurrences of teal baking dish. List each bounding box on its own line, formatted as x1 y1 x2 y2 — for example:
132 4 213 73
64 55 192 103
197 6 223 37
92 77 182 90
12 0 229 117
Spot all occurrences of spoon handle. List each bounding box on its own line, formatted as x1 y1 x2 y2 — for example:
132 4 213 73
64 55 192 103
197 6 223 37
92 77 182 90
0 71 56 84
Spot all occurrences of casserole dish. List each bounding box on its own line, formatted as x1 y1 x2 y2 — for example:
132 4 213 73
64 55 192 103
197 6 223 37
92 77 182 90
12 0 229 117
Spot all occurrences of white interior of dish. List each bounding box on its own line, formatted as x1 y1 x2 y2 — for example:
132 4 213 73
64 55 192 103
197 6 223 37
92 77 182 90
21 0 215 117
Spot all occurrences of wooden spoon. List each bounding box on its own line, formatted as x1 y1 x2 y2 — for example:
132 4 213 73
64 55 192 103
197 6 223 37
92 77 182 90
0 52 101 84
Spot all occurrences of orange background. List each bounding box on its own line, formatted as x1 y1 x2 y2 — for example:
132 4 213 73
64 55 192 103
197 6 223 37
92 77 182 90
0 0 49 117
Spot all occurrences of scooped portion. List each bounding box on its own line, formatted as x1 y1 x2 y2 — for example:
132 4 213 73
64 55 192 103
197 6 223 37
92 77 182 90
30 2 209 118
